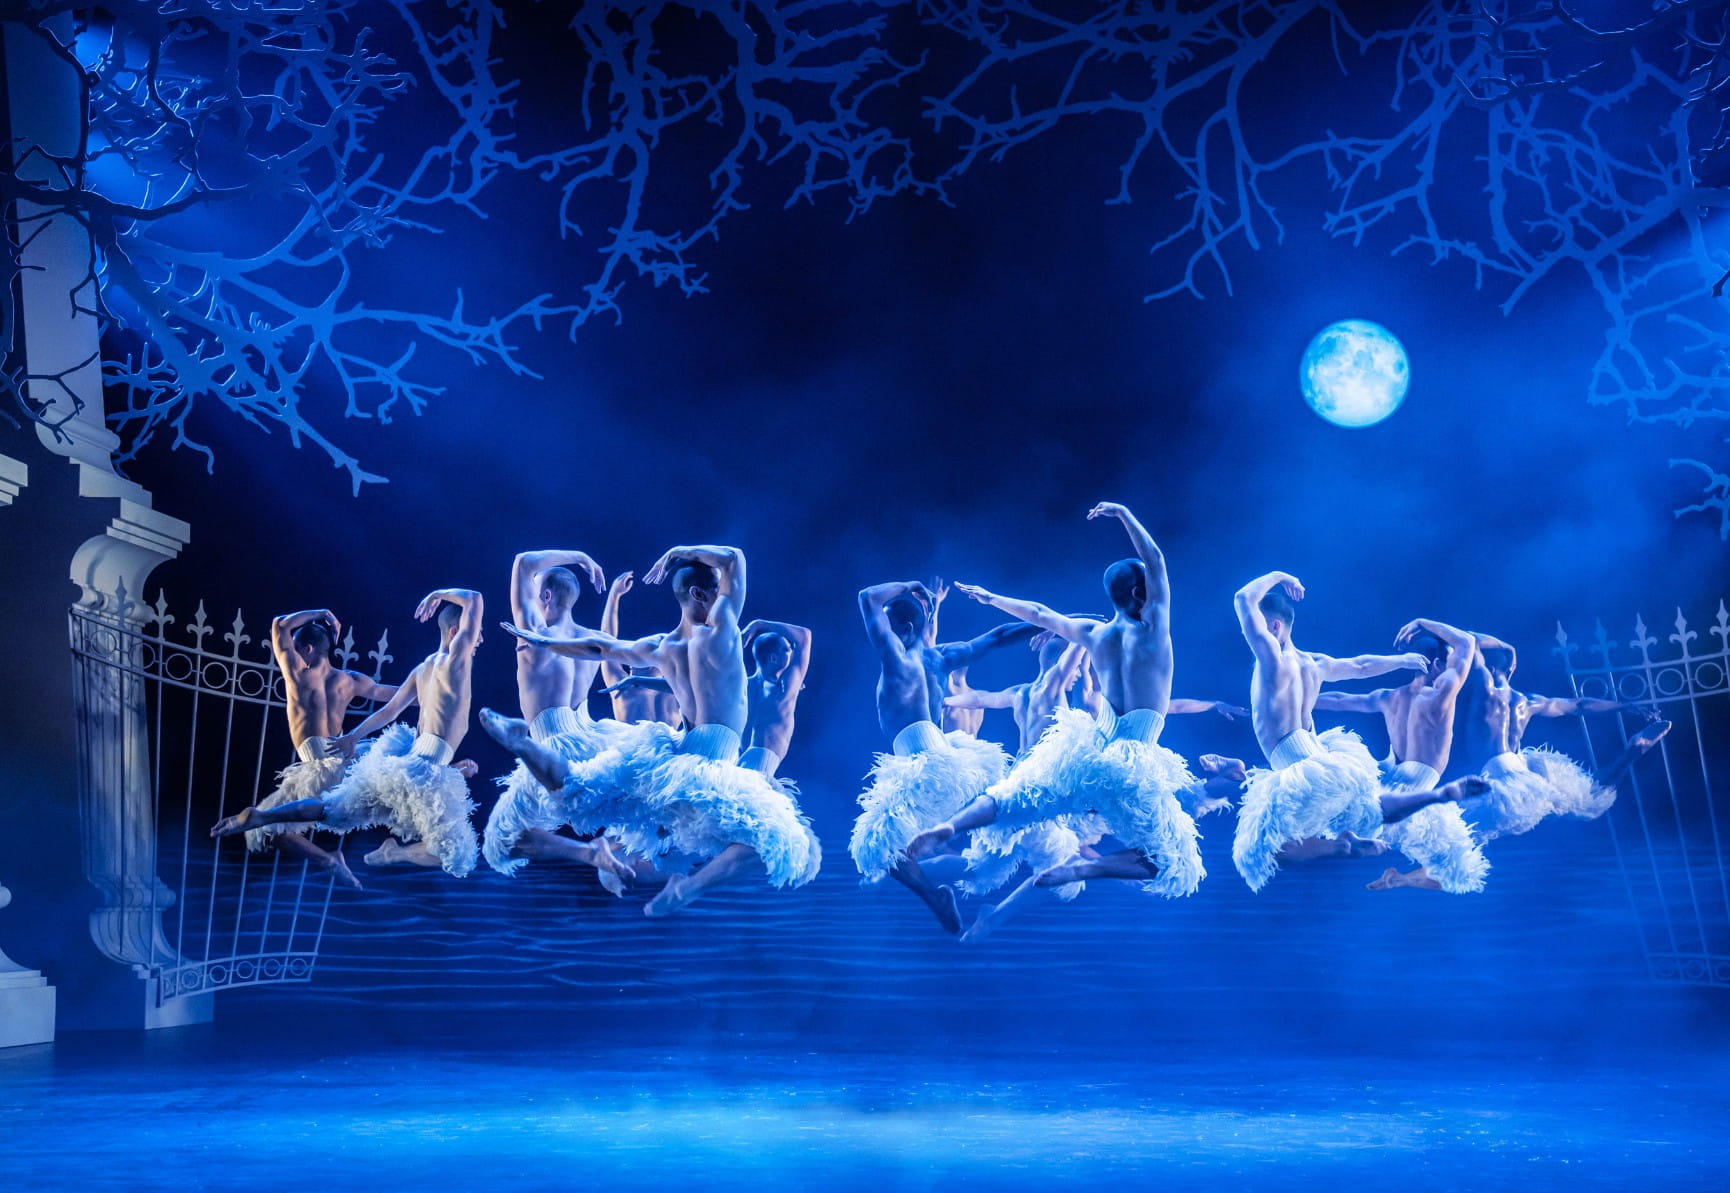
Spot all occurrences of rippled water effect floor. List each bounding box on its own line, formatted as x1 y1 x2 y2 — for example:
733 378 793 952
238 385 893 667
4 1027 1728 1191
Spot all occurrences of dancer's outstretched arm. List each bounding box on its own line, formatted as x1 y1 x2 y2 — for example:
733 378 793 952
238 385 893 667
944 687 1017 711
1168 698 1252 720
1524 693 1623 717
953 582 1097 646
1312 690 1392 715
501 622 662 669
329 665 422 754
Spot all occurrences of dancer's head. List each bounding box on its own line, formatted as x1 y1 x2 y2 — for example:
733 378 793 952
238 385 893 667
1103 559 1146 619
672 562 720 622
538 566 581 622
1036 633 1068 672
1402 628 1447 679
437 602 477 648
1259 587 1296 644
293 619 335 667
1480 645 1516 682
751 631 793 678
886 595 928 650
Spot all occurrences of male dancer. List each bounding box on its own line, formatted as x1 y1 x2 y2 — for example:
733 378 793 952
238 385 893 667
907 502 1204 904
481 550 635 888
599 571 683 727
489 545 820 916
1229 573 1482 890
239 609 396 889
851 580 1037 933
740 619 813 779
1307 620 1491 892
926 581 985 737
213 589 485 877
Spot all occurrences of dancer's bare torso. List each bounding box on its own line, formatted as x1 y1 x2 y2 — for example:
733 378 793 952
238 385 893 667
1249 643 1328 756
516 628 599 722
410 646 476 749
282 665 371 747
747 671 798 756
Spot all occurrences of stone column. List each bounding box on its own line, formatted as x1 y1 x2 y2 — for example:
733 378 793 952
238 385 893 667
4 19 204 1029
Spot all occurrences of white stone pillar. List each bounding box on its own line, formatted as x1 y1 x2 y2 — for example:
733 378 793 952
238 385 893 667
4 19 205 1029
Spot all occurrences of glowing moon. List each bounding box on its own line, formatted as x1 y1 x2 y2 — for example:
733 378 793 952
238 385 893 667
1300 319 1410 428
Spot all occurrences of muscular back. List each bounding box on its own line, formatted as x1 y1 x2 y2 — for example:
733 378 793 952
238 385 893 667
515 632 599 721
874 646 944 739
1458 666 1517 770
1381 677 1464 773
654 621 748 733
414 646 476 750
1086 616 1172 716
1249 645 1322 756
283 666 369 746
746 671 800 756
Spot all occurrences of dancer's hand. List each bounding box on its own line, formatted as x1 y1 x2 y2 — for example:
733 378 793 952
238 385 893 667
1393 620 1426 648
1087 501 1129 522
929 577 950 606
499 621 548 646
1213 703 1250 721
575 555 607 594
1277 574 1305 601
609 570 634 599
454 759 479 779
414 592 448 622
642 551 679 585
954 582 995 605
1396 651 1432 672
326 734 357 758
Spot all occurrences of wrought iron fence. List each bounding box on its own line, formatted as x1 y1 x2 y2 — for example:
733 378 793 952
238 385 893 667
69 586 391 1005
1555 602 1730 987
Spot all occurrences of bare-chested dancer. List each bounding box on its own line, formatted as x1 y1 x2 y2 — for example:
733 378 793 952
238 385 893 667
851 580 1038 933
1370 635 1668 888
599 571 683 728
1229 574 1482 891
926 582 985 738
487 545 820 916
232 609 396 890
1308 620 1491 893
213 590 485 877
907 502 1205 925
739 619 813 779
480 551 635 889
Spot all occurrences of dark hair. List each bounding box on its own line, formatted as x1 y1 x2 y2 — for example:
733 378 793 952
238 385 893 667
1259 586 1295 629
751 631 790 666
1480 645 1514 677
1037 636 1068 670
1403 629 1446 665
437 603 462 634
886 596 926 638
672 562 719 602
1103 559 1146 617
541 566 581 617
292 619 334 660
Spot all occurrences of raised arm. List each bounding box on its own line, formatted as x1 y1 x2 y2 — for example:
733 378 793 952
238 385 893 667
743 619 814 689
1395 617 1478 695
858 581 931 664
601 673 673 697
923 579 949 648
599 571 636 686
1524 693 1623 718
1031 641 1090 707
417 588 484 655
500 622 663 669
1316 652 1432 682
1088 502 1169 624
270 608 341 670
510 550 605 629
1234 572 1302 663
1312 690 1394 715
939 617 1043 668
952 582 1098 646
645 544 746 622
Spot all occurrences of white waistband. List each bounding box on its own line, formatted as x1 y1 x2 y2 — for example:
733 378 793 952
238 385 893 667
1268 729 1327 770
893 720 947 757
740 745 781 776
1385 759 1440 792
1484 751 1529 778
681 723 742 763
530 706 582 742
410 734 455 766
295 736 334 765
1110 707 1165 744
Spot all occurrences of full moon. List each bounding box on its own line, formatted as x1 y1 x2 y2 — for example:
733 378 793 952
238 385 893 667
1299 319 1410 428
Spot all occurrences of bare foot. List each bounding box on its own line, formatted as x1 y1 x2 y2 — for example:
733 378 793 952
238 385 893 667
1340 832 1390 858
1630 719 1672 751
906 823 954 862
364 837 414 866
479 707 532 753
1366 865 1441 892
210 807 258 838
932 883 961 935
959 900 997 944
454 758 479 779
591 837 633 896
1199 754 1247 783
319 848 363 891
1439 776 1490 802
645 874 692 918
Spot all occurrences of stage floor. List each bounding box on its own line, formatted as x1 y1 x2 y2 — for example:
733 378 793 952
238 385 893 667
4 1027 1727 1191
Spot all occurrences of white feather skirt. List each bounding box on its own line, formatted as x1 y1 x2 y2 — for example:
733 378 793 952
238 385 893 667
319 724 478 877
1380 804 1490 893
246 752 348 852
637 749 822 889
1233 727 1383 892
851 728 1009 881
482 712 625 876
1473 747 1616 840
979 708 1204 899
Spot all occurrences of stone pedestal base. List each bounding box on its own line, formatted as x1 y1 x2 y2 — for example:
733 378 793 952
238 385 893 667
0 968 56 1048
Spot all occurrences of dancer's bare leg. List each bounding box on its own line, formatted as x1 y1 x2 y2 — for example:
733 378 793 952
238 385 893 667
887 855 962 935
960 872 1061 944
906 795 998 861
1380 777 1489 824
364 838 440 868
479 708 571 793
1279 832 1390 863
515 828 634 893
210 798 327 838
1036 848 1158 886
1367 865 1442 891
276 832 362 891
645 842 762 918
1600 719 1673 787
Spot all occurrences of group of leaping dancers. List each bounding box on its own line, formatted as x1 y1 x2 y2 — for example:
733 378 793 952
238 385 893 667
211 502 1670 935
